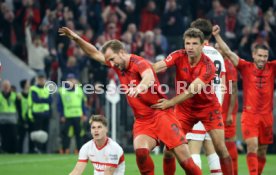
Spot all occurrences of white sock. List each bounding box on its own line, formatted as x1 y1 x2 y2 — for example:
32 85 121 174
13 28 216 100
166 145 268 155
191 154 202 169
207 153 222 175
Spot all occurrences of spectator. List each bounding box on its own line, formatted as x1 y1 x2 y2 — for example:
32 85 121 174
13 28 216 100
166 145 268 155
0 80 19 153
25 23 50 73
28 71 52 153
140 0 160 32
161 0 184 51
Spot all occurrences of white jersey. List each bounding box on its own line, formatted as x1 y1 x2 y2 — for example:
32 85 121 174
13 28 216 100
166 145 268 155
203 45 226 105
78 138 125 175
186 45 226 141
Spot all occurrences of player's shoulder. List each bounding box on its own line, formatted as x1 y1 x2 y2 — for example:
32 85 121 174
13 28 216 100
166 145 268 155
168 49 186 57
165 49 186 62
107 138 123 150
203 45 224 61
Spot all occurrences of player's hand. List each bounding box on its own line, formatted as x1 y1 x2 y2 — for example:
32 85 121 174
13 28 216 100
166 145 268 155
58 27 79 40
212 25 220 36
151 98 173 110
226 114 233 126
126 87 141 97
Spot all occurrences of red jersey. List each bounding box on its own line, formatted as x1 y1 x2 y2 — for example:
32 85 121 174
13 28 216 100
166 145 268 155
165 49 220 116
222 59 238 114
107 54 167 119
237 58 276 114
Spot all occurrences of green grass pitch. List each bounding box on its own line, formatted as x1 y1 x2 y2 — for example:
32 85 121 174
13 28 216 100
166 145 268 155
0 154 275 174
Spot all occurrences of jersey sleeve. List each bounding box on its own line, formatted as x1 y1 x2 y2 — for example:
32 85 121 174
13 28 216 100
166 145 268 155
78 143 89 163
136 60 152 75
199 61 216 84
106 143 124 168
164 50 181 68
237 58 250 69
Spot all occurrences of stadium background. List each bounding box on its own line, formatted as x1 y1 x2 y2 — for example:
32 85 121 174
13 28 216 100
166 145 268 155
0 0 276 174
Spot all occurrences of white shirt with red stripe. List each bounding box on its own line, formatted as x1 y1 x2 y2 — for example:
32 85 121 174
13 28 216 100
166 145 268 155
203 45 226 104
78 137 125 175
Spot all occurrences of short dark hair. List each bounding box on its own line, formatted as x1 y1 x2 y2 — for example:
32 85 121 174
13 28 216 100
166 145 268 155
191 18 212 40
101 40 125 54
253 44 269 53
183 28 204 44
89 115 108 127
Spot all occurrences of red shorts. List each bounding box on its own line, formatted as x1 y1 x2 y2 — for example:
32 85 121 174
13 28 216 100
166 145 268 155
241 112 273 144
175 108 224 134
133 110 187 150
222 113 237 139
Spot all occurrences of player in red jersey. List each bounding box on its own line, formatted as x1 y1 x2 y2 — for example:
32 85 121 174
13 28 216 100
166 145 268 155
215 43 239 175
59 27 201 175
152 28 233 175
213 25 276 175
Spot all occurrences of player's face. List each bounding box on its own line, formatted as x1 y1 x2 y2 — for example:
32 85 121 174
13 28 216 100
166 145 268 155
105 48 126 70
252 48 269 69
91 121 108 140
184 37 203 59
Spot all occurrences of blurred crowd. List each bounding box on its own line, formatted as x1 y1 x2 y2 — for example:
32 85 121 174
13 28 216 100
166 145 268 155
1 0 276 84
1 0 276 153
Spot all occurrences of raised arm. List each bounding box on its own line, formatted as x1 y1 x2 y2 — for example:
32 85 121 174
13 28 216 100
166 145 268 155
58 27 106 65
152 60 168 73
212 25 239 66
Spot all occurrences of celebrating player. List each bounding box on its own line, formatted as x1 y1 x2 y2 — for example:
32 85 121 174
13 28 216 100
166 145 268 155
59 27 201 175
215 43 239 175
69 115 125 175
213 25 276 175
152 28 233 175
185 18 225 175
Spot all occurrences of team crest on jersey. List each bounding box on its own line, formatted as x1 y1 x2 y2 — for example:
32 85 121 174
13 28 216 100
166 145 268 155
109 154 118 161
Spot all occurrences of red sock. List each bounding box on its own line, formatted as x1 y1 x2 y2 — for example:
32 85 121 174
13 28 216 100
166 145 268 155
219 156 234 175
226 142 238 175
180 158 202 175
135 148 154 175
163 157 176 175
247 153 258 175
257 156 266 175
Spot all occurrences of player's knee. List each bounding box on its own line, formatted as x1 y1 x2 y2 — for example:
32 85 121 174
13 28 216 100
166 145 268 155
163 149 174 158
213 143 228 157
135 148 150 164
247 143 258 153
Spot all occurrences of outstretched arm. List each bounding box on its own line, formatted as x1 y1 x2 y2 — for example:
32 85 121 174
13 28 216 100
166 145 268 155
151 77 205 110
127 68 155 97
152 60 168 73
58 27 106 65
212 25 239 67
69 162 87 175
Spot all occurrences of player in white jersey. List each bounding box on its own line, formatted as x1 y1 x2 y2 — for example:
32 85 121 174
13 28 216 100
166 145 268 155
185 19 226 175
69 115 125 175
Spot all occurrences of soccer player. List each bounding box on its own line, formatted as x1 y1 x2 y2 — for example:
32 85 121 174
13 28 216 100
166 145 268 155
213 25 276 175
215 43 239 175
59 27 201 175
152 28 233 175
184 18 225 175
69 115 125 175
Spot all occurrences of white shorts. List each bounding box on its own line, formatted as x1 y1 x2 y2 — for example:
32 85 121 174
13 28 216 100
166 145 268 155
186 121 211 141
